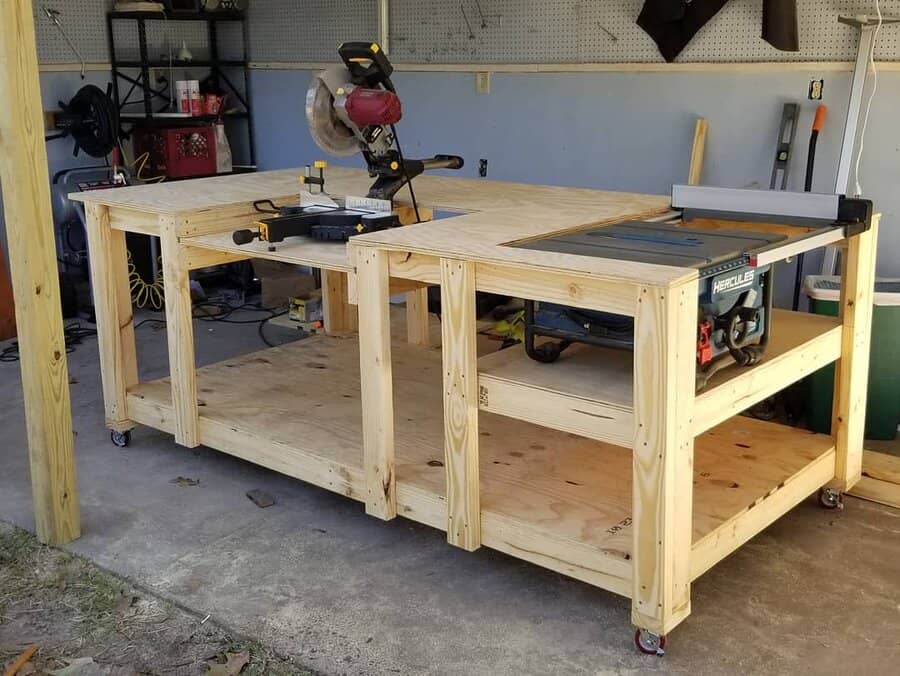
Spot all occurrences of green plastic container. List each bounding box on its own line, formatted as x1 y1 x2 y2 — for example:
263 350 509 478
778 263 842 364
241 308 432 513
805 276 900 440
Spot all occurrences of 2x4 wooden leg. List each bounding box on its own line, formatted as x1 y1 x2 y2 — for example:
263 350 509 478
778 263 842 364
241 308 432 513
159 217 200 448
84 203 138 431
631 281 698 637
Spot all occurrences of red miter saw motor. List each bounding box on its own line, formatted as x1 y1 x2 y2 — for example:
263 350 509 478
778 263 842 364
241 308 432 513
344 87 402 127
306 42 463 201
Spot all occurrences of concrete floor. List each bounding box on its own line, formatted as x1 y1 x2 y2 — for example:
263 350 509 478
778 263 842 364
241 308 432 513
2 312 900 675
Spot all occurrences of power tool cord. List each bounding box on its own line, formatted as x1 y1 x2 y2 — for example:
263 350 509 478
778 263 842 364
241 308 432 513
0 302 288 363
390 123 421 223
0 323 97 363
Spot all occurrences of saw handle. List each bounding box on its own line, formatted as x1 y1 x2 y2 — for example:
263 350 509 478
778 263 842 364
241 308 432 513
421 155 464 170
232 229 258 246
812 104 827 133
338 41 395 92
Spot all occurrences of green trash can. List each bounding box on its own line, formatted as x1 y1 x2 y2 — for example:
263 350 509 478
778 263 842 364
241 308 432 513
805 275 900 440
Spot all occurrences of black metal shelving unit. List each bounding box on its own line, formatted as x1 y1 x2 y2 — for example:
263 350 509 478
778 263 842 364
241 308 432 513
106 9 256 167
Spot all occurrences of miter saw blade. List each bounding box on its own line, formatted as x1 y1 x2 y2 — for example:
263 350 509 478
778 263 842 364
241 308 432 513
305 72 359 157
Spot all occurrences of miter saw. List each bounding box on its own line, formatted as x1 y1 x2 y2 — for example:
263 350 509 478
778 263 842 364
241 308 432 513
233 42 463 247
517 185 873 389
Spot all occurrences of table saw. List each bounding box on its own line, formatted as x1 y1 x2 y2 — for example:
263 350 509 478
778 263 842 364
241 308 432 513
518 185 873 388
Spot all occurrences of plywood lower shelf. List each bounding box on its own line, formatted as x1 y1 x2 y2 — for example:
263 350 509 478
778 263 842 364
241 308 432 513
125 334 836 598
848 450 900 509
477 309 842 444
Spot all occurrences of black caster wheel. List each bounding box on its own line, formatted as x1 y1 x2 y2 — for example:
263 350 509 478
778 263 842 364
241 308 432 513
749 396 778 421
634 628 666 656
818 487 843 510
530 341 568 364
533 343 561 363
111 429 132 448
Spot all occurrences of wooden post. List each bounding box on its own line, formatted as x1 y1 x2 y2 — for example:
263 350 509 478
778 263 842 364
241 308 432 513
357 247 396 519
159 216 200 448
321 269 357 333
0 0 80 544
831 216 879 491
84 204 138 430
688 119 708 186
631 281 697 636
405 287 430 346
440 258 481 550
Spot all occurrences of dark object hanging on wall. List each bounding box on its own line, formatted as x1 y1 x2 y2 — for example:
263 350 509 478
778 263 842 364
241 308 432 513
637 0 799 63
762 1 799 53
45 84 119 158
164 0 202 12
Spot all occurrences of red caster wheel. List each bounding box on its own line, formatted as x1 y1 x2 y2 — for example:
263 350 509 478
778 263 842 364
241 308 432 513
634 628 666 656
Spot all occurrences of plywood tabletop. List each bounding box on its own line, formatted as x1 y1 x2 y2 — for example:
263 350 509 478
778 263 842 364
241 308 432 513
71 165 691 286
68 169 332 213
349 196 694 286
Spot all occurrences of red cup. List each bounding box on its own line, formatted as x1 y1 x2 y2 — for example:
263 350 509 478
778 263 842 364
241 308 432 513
204 94 222 116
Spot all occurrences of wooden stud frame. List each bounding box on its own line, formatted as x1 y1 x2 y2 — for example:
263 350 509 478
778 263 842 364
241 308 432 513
0 0 80 545
84 204 139 431
160 215 200 448
631 282 696 635
440 259 481 550
831 216 879 491
356 248 396 519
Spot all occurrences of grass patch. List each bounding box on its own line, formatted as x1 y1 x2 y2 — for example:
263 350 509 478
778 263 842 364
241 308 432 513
0 523 314 675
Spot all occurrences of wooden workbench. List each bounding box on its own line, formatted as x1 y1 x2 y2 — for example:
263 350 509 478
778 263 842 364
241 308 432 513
74 167 882 652
345 181 880 648
69 167 434 450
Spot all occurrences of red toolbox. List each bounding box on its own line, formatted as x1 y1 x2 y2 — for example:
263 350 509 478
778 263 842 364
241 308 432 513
133 126 217 179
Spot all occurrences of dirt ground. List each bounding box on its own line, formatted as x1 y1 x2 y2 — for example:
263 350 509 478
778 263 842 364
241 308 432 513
0 523 313 676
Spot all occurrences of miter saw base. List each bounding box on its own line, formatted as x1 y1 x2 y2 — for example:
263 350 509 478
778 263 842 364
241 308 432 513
233 202 401 247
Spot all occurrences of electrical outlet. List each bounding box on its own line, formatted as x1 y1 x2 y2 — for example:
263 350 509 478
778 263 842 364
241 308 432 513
809 79 824 100
476 71 490 95
479 159 488 177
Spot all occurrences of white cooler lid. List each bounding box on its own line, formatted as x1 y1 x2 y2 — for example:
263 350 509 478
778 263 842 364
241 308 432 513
803 275 900 306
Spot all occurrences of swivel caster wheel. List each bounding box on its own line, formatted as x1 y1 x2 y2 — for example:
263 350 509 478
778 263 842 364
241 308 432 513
110 429 132 448
634 628 666 656
818 487 843 510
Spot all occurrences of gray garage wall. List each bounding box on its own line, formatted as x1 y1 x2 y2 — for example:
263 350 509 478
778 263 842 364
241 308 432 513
248 66 900 288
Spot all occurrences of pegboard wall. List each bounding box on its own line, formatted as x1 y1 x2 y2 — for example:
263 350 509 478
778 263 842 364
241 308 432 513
247 0 900 64
35 0 110 63
33 1 900 66
247 1 378 62
34 0 245 65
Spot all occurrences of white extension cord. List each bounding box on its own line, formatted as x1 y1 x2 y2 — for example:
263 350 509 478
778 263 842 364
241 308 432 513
853 0 883 197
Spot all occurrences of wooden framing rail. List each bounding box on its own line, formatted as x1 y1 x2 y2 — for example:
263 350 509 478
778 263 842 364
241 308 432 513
0 0 79 545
